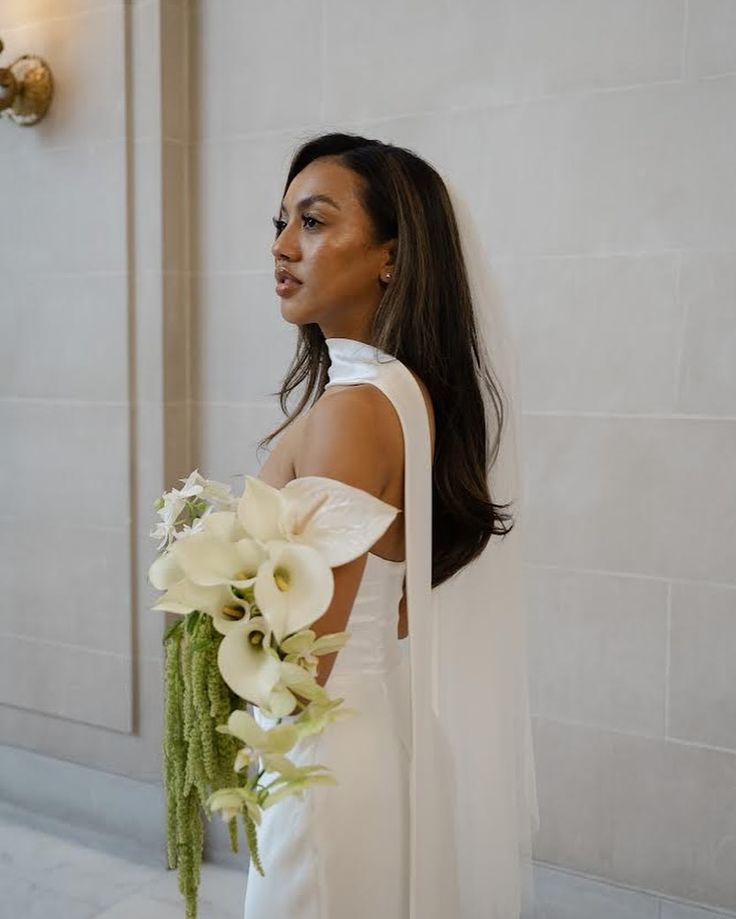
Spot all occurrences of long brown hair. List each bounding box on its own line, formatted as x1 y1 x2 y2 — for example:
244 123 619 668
258 132 514 588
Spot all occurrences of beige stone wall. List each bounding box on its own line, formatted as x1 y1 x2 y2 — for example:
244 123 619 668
1 0 735 911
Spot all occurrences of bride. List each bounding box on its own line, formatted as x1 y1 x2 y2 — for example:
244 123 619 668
243 131 539 919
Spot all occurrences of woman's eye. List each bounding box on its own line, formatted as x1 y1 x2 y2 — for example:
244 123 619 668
271 214 321 235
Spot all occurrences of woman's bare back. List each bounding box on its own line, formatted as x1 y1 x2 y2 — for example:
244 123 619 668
257 370 435 639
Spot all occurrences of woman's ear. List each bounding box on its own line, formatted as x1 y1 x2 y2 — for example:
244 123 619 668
380 238 397 281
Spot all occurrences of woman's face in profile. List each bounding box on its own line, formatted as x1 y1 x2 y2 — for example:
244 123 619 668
272 158 392 333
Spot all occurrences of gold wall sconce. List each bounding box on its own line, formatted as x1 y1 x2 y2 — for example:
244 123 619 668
0 37 54 126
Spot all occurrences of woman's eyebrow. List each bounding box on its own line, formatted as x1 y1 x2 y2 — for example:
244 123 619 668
279 194 341 216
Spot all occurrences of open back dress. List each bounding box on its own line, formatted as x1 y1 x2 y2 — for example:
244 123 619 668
242 335 432 919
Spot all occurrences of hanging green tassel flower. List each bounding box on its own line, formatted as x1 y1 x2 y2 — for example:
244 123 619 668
162 611 248 919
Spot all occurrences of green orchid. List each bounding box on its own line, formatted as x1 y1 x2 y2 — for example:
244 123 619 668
206 786 262 825
261 766 339 808
293 697 358 738
278 661 329 705
217 708 302 757
280 628 351 676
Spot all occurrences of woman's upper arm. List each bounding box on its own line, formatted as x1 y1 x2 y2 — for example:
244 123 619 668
294 387 396 683
296 386 393 494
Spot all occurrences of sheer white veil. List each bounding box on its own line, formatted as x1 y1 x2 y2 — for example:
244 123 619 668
424 175 541 917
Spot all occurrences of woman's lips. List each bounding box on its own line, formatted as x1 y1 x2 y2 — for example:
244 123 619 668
275 275 302 296
275 266 302 293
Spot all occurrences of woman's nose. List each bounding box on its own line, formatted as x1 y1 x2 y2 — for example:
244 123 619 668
271 220 298 260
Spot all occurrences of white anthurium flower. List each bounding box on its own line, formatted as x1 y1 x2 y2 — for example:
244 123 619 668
148 549 185 591
218 617 283 708
151 576 233 618
239 474 400 568
170 531 265 590
253 540 334 644
280 476 401 567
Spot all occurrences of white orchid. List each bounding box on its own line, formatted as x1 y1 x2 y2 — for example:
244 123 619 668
174 469 236 508
150 471 238 549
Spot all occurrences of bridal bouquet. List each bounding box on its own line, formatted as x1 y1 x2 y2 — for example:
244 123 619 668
148 469 399 919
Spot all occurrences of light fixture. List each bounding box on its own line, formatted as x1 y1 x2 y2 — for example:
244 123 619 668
0 36 53 126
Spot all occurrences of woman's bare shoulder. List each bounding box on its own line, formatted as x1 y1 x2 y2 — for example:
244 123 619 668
296 384 400 486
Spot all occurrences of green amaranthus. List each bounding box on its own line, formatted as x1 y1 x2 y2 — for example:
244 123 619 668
163 610 251 919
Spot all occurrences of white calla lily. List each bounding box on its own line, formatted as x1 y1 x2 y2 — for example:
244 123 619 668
237 476 286 543
254 540 334 643
210 591 252 635
170 532 264 589
200 510 247 541
148 549 185 590
218 617 282 707
152 577 232 618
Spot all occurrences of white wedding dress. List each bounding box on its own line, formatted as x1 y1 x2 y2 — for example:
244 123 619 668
243 337 417 919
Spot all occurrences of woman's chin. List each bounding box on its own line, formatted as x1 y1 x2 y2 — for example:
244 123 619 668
279 300 314 325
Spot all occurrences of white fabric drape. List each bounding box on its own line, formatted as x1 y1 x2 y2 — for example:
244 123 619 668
399 177 540 918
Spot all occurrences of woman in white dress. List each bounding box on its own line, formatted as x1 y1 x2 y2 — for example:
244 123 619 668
243 132 539 919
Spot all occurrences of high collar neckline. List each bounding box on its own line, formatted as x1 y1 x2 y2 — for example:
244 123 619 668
324 337 396 386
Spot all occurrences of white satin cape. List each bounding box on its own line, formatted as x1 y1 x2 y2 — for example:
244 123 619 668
325 330 540 919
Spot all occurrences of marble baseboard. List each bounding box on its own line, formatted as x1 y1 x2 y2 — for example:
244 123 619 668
525 862 736 919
